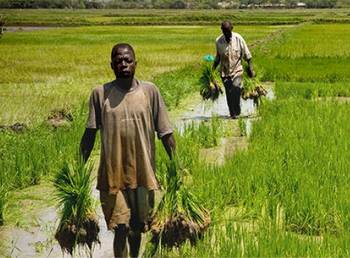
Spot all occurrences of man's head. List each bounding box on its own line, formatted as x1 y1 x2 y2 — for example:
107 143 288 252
111 43 137 79
221 21 233 42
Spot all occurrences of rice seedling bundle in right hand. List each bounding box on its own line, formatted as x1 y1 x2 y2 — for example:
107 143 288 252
199 60 223 101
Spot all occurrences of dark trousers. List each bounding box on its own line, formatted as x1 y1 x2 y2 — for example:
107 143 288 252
222 76 242 117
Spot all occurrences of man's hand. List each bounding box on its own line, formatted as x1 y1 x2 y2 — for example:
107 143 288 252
161 133 176 159
247 66 256 78
213 52 220 71
246 58 255 78
80 128 98 162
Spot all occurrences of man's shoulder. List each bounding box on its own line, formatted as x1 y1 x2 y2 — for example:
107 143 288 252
89 81 114 98
139 80 160 94
216 34 225 44
232 32 245 41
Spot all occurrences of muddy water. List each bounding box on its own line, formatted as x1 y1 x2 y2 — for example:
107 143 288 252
3 89 274 258
5 195 115 257
176 88 275 135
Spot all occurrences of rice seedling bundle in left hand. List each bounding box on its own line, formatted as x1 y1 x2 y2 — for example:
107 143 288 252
149 158 210 252
199 59 223 101
241 66 268 104
53 159 100 255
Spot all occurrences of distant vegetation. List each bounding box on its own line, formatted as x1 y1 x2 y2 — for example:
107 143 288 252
2 8 350 27
0 0 341 9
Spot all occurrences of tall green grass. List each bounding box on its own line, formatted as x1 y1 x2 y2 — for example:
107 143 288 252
153 22 350 256
255 24 350 83
0 105 88 224
2 19 350 256
275 82 350 99
158 99 350 256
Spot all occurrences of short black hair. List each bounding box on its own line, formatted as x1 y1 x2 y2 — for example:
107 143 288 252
221 21 232 29
111 43 135 60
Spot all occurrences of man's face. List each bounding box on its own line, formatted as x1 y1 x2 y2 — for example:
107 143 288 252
221 25 232 42
111 47 137 78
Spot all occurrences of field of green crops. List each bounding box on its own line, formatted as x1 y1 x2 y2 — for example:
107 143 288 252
1 9 350 256
2 8 350 26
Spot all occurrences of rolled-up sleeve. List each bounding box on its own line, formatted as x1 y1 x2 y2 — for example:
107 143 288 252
152 87 173 138
86 88 101 129
240 37 252 61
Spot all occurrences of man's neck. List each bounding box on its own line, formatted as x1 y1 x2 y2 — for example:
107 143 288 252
115 77 135 91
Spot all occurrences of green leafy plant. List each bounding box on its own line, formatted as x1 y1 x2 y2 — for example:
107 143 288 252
149 157 210 254
242 69 268 105
0 184 8 226
53 158 99 255
199 61 223 101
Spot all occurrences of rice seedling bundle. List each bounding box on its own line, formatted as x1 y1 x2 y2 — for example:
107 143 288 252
241 68 268 104
150 158 210 251
53 159 99 255
199 59 223 101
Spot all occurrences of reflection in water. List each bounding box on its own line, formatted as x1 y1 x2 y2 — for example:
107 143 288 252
175 88 274 135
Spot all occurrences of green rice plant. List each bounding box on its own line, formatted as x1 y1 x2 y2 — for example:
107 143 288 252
199 61 223 101
0 24 278 124
256 57 350 83
255 24 350 83
154 64 202 110
176 219 350 257
242 65 268 106
155 117 222 190
2 9 350 27
238 117 247 137
53 158 99 255
0 184 8 226
276 82 350 99
179 116 223 149
197 116 222 148
149 157 210 254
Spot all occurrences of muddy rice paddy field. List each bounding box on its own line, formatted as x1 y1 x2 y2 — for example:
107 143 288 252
0 9 350 257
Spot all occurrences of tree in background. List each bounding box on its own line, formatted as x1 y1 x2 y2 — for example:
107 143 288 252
0 0 341 8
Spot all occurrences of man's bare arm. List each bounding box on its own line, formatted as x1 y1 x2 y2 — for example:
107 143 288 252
246 58 255 78
161 133 176 159
213 51 220 70
80 128 98 162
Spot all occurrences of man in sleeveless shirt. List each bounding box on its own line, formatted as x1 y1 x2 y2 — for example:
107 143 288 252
80 43 176 257
213 21 256 119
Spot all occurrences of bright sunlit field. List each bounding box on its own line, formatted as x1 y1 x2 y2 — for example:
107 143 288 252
1 9 350 257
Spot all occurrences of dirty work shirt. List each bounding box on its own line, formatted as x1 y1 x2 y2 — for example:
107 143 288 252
86 79 173 194
215 32 252 79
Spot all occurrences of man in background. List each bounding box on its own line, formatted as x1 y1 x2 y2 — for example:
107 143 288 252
213 20 255 119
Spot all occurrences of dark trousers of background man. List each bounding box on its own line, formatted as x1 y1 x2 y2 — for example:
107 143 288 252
222 76 242 118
